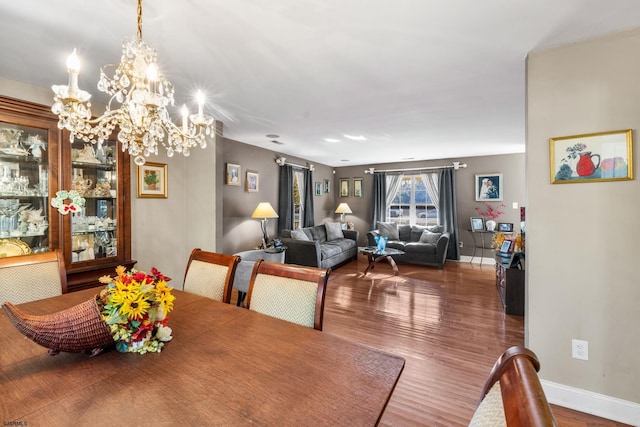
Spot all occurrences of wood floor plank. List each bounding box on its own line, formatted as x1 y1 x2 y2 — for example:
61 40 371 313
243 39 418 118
317 256 629 426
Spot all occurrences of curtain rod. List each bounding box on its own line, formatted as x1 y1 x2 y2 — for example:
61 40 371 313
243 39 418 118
364 162 467 174
275 157 314 171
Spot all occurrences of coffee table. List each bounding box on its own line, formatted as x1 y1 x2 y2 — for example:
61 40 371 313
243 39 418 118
359 246 405 276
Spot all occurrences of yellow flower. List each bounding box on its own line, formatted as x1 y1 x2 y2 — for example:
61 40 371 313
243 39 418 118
155 280 175 314
120 293 150 320
109 280 141 306
115 265 127 278
98 275 113 284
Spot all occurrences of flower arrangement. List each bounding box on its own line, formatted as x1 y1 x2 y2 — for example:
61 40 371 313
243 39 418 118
491 231 506 250
562 142 587 163
98 266 175 354
475 201 505 220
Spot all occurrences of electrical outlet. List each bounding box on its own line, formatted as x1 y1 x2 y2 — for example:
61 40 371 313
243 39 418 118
572 339 589 360
459 241 463 248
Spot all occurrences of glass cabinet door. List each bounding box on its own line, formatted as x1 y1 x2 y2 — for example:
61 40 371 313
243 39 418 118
0 121 55 255
69 139 119 264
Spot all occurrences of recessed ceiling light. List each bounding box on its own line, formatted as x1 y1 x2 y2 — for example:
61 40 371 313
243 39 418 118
324 138 340 143
402 157 415 160
340 159 350 162
265 134 280 139
271 140 284 145
343 134 367 141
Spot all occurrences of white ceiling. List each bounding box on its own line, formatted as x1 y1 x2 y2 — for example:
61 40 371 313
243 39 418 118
2 1 640 167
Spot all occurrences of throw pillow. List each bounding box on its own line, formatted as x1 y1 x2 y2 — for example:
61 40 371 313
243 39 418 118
419 230 441 244
377 222 399 240
291 228 311 241
427 225 444 233
325 221 344 241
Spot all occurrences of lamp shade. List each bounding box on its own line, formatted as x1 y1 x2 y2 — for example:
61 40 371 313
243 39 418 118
251 202 279 219
334 203 352 214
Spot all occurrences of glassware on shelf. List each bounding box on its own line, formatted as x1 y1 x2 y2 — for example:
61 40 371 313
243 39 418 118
0 199 31 237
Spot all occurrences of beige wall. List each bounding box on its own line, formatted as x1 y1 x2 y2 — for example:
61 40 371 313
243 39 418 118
527 27 640 408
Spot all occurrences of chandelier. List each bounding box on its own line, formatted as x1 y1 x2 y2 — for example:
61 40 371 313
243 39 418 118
51 0 214 165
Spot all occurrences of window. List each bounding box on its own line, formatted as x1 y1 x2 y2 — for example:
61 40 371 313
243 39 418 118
387 175 438 226
293 171 304 228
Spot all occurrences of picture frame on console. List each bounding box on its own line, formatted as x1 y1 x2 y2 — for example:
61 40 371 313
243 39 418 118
470 217 484 232
498 222 514 232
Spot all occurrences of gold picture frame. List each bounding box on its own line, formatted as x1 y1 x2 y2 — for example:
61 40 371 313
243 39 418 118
137 162 167 198
550 129 633 184
353 178 363 198
340 178 349 197
226 163 241 186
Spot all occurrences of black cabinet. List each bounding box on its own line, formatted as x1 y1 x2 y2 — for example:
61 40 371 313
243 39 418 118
495 252 524 316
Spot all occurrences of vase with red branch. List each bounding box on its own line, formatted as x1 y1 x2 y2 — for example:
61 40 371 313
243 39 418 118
475 202 505 231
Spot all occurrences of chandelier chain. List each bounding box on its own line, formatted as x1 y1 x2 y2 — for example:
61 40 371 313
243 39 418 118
137 0 143 40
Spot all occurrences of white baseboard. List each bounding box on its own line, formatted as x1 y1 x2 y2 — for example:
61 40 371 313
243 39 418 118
459 255 495 265
541 380 640 425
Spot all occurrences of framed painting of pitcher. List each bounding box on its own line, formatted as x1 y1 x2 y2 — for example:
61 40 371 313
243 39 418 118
550 129 633 184
137 162 167 198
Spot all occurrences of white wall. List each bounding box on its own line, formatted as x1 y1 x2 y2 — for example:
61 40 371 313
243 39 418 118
527 28 640 422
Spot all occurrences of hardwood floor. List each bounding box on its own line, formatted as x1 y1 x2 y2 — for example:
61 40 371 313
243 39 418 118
318 256 628 426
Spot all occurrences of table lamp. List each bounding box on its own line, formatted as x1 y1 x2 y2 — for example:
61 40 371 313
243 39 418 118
335 203 352 223
251 202 279 247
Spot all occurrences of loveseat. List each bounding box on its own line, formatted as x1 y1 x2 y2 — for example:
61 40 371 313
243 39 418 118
366 223 450 269
280 223 359 269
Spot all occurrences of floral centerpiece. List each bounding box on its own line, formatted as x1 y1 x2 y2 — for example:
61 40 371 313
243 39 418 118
98 266 175 354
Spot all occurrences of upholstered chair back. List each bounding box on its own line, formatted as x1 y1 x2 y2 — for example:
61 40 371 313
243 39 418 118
246 260 330 330
183 249 240 304
0 250 67 305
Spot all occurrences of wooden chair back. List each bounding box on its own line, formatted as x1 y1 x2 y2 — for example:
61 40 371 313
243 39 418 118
246 260 330 331
0 250 67 305
183 248 240 304
470 346 557 426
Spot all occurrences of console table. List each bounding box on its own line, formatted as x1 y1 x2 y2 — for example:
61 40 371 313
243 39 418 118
495 252 525 316
468 230 495 264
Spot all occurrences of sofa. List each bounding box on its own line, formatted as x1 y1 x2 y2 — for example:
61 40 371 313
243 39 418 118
366 223 450 269
280 222 359 269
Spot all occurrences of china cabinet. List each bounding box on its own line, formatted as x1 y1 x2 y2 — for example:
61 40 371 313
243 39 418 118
0 96 134 291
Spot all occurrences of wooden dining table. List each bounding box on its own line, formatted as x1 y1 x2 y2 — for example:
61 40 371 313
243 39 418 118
1 288 404 426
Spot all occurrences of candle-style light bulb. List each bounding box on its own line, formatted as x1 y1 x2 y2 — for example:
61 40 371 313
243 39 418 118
66 48 80 93
147 63 158 93
196 90 205 116
181 104 189 132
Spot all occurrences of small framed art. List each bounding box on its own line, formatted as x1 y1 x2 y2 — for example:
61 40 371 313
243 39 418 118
226 163 240 186
323 179 330 193
340 178 349 197
353 178 363 198
470 217 484 232
475 173 503 201
499 239 514 253
314 181 322 196
246 171 259 192
498 222 514 232
137 162 167 198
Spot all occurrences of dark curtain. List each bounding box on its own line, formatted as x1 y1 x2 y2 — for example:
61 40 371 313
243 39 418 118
370 172 386 228
278 165 294 231
303 168 314 226
438 168 460 260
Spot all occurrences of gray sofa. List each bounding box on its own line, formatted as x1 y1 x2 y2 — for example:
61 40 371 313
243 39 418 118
366 223 450 269
280 223 359 269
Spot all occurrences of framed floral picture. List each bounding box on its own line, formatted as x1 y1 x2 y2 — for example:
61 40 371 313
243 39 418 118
226 163 241 186
246 171 259 192
549 129 633 184
353 178 363 198
475 173 503 201
137 162 167 198
340 178 349 197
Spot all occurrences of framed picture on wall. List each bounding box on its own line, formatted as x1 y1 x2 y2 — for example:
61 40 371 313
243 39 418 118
323 179 330 193
246 171 259 192
314 181 322 196
340 178 349 197
475 173 503 201
549 129 633 184
353 178 363 198
137 162 167 198
226 163 241 186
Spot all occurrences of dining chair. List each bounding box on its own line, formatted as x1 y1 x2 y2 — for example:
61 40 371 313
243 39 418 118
246 260 330 331
182 248 240 304
0 249 67 305
232 249 285 307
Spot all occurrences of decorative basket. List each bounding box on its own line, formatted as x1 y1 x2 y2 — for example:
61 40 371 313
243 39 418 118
3 297 114 356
